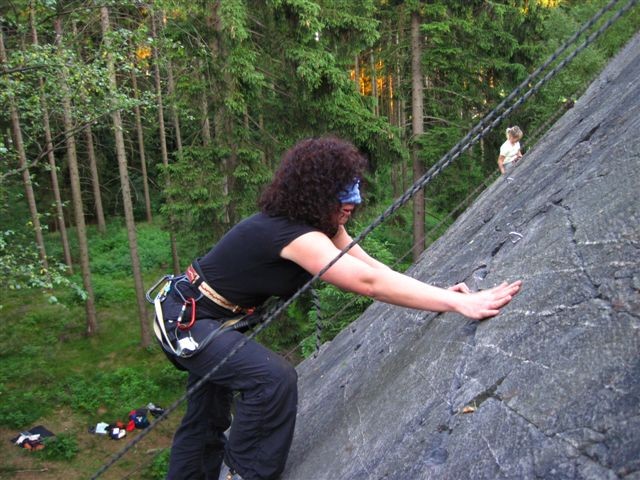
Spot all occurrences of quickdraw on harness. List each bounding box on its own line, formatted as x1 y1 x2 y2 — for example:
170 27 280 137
145 260 259 358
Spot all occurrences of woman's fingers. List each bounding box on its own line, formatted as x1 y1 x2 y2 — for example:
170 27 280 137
491 280 522 298
491 281 521 307
469 280 522 320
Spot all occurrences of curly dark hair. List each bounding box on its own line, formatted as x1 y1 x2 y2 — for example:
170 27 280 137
259 136 367 236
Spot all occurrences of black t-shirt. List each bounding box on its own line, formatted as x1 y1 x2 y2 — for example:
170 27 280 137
195 213 317 317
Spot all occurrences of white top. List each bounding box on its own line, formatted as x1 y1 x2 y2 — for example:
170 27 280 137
500 140 521 165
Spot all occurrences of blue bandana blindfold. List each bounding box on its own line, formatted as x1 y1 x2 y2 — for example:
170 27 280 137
337 180 362 205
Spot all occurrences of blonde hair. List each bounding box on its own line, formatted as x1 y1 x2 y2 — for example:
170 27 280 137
506 126 523 140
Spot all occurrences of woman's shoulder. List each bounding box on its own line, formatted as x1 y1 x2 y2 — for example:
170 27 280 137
251 212 308 227
248 213 318 251
237 212 317 237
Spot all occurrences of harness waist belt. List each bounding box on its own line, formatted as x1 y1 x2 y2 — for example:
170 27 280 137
186 264 253 314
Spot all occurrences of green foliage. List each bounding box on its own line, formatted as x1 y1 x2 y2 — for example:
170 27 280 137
60 367 161 417
38 433 79 461
219 0 251 41
303 285 373 357
0 390 47 429
0 229 85 307
417 126 487 216
162 145 235 254
87 222 171 275
0 237 187 433
144 448 170 479
155 362 189 390
256 296 315 356
91 275 136 306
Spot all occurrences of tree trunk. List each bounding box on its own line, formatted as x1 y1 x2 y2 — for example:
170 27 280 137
210 0 232 226
371 51 378 116
410 10 425 261
150 7 181 274
354 55 360 93
391 31 401 198
71 21 106 234
100 6 150 347
54 18 97 335
41 98 73 271
130 68 153 223
84 127 107 233
1 27 49 272
397 16 408 195
259 114 266 166
198 62 212 146
29 5 73 272
166 57 183 154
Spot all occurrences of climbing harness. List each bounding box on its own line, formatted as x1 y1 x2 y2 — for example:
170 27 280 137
150 278 198 358
91 1 639 476
146 267 271 359
186 259 255 315
147 274 198 357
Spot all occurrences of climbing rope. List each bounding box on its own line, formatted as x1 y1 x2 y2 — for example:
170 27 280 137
90 0 638 477
311 287 323 357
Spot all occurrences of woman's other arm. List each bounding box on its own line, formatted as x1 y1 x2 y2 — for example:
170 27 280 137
331 225 391 270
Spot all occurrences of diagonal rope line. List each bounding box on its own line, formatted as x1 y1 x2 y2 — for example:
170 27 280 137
90 1 638 477
311 287 323 357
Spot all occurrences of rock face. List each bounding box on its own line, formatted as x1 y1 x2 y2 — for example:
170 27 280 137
284 33 640 480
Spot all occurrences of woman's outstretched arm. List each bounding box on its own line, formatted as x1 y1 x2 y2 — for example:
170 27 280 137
281 231 521 321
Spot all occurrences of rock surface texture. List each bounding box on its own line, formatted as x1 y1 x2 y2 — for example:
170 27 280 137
284 33 640 480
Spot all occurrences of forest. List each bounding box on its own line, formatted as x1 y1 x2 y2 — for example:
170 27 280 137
0 0 638 478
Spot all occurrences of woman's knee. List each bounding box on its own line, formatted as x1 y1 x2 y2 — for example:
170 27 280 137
272 355 297 380
283 362 298 394
262 356 297 399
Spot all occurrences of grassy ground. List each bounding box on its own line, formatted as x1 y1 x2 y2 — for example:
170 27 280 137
0 220 316 479
0 266 188 479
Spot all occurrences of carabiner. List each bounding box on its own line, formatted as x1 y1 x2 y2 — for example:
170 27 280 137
146 275 174 304
177 297 197 331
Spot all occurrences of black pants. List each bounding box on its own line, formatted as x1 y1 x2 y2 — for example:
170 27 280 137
162 293 298 480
